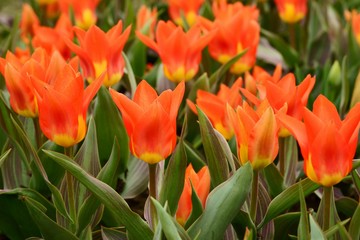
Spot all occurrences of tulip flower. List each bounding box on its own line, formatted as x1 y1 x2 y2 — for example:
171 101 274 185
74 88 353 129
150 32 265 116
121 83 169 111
136 21 214 83
32 14 74 59
265 74 315 136
66 20 131 87
277 95 360 187
32 62 102 147
346 10 360 46
19 3 40 43
244 64 282 99
176 164 210 226
110 80 185 164
274 0 307 24
0 48 60 117
200 1 260 74
187 77 243 139
59 0 100 30
136 5 157 40
228 101 279 170
166 0 205 27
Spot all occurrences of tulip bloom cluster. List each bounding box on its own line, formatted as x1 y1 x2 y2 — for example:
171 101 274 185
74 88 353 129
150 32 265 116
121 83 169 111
1 1 360 239
200 1 260 74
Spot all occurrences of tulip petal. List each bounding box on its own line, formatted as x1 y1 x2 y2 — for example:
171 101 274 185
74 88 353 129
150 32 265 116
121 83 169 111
132 101 175 164
133 80 158 107
312 95 342 127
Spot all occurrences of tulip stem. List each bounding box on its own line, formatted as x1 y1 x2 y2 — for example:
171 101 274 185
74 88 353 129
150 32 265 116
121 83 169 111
65 147 76 232
323 186 333 231
33 118 43 149
289 23 296 50
149 163 158 229
279 137 286 176
250 170 259 222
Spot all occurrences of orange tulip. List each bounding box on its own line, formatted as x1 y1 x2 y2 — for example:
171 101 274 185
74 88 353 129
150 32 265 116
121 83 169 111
346 10 360 46
136 21 214 83
136 5 157 40
166 0 204 27
187 77 243 139
19 3 40 43
110 80 185 164
244 64 283 99
228 101 279 170
277 95 360 187
176 164 210 226
265 74 315 136
32 14 73 59
58 0 100 29
66 20 131 87
200 1 259 74
0 48 54 117
32 61 102 147
274 0 307 23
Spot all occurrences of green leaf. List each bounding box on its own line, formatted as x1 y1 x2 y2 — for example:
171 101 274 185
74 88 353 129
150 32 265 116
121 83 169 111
126 39 147 78
152 199 182 240
188 163 253 239
159 139 187 215
0 188 55 240
10 116 71 221
24 197 78 240
197 107 230 187
101 227 127 240
306 1 328 51
336 221 352 240
120 155 148 199
335 197 358 218
73 118 101 208
30 141 65 195
232 210 257 239
93 86 129 173
0 93 31 171
1 146 30 189
349 203 360 239
261 29 299 67
351 169 360 194
273 213 300 239
209 50 247 89
0 148 11 168
44 150 153 240
122 52 138 98
324 219 351 239
184 183 204 229
297 182 310 240
258 178 320 229
283 136 298 187
263 163 284 198
309 214 326 240
316 187 339 230
340 56 350 117
187 73 210 102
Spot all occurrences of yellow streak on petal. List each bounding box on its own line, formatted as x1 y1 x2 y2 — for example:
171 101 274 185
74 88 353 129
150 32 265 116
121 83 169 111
164 65 195 83
214 123 233 140
76 8 97 30
279 3 305 23
139 152 164 164
52 116 86 147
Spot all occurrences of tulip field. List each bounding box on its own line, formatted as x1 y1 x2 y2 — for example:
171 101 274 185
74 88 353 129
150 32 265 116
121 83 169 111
0 0 360 239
